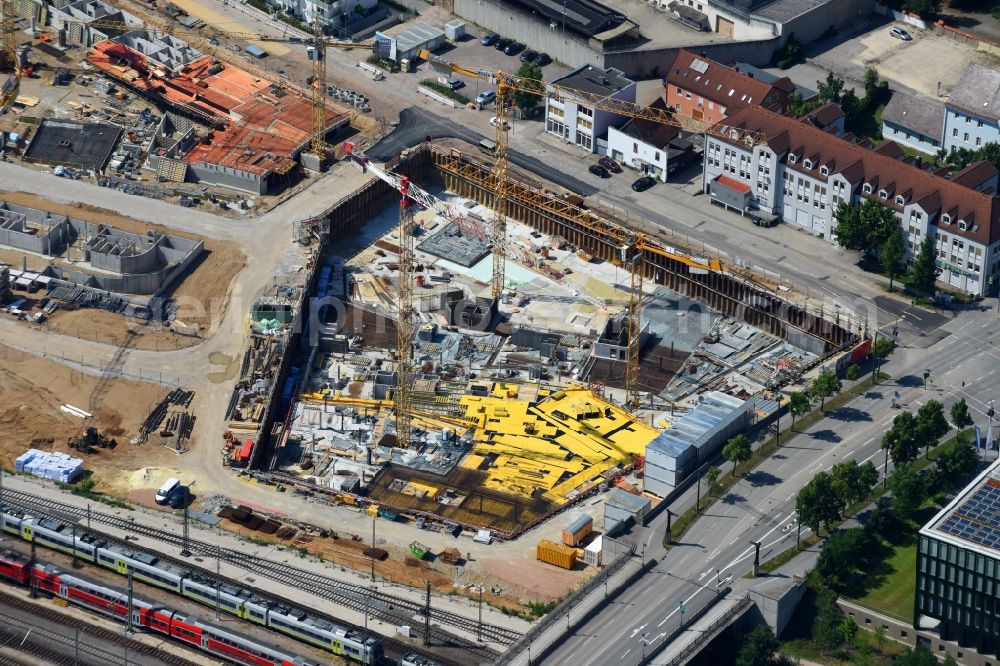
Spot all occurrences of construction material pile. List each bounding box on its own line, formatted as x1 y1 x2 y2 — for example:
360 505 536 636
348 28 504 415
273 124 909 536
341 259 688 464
16 449 84 483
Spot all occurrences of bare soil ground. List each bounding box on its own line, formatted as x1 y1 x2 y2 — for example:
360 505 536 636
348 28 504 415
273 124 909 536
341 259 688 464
0 189 246 349
0 344 172 482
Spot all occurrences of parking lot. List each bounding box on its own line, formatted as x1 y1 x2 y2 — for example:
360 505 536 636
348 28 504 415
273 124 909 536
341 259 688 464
812 19 994 98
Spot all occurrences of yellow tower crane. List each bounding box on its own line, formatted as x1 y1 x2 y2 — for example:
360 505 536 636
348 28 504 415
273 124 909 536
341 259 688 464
67 16 373 161
417 50 760 408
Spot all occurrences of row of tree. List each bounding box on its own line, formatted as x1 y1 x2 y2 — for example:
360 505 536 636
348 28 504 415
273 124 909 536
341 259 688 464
834 199 941 294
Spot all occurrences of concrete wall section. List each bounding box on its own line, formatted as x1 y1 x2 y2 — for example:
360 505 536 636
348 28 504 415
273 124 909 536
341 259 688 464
780 0 876 43
452 0 605 69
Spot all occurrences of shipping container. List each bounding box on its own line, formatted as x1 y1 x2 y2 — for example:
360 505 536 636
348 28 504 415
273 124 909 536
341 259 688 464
562 515 593 547
537 539 577 570
409 541 429 559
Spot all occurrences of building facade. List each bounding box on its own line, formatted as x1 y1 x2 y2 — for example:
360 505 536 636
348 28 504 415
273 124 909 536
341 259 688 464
881 91 945 156
943 63 1000 154
917 458 1000 658
666 49 793 124
546 65 635 153
702 105 1000 295
606 98 682 181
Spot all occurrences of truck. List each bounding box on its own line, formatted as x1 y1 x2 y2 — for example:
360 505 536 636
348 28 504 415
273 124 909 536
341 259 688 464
409 541 429 559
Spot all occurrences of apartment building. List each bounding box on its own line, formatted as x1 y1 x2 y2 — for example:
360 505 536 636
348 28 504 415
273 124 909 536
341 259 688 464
665 49 794 125
943 63 1000 154
702 105 1000 295
881 91 946 157
546 65 635 153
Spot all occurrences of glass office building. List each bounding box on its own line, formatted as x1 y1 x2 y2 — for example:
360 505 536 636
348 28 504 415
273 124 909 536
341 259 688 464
917 458 1000 658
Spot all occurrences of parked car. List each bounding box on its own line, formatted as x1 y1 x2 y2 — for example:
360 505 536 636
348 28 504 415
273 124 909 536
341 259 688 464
890 26 912 41
439 76 464 90
504 41 525 56
476 90 496 106
631 176 656 192
494 37 512 51
589 165 610 178
531 52 551 67
489 116 511 130
598 157 622 173
520 49 538 62
480 32 500 46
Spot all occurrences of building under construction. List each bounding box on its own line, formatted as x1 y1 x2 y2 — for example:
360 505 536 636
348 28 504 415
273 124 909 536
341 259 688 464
87 31 349 193
237 142 862 540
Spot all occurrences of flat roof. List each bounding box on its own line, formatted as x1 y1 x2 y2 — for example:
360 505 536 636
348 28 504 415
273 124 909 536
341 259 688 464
922 455 1000 559
605 488 650 513
508 0 627 38
23 120 122 171
753 0 828 23
551 64 634 98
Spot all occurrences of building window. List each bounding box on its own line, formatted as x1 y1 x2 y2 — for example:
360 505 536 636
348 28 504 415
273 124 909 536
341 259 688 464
675 86 682 94
879 189 888 200
977 137 982 146
577 118 593 131
548 105 564 119
685 92 691 100
820 166 829 176
788 154 797 164
942 214 951 224
953 128 959 137
654 151 660 161
896 195 905 205
633 142 638 153
964 132 969 142
804 159 812 169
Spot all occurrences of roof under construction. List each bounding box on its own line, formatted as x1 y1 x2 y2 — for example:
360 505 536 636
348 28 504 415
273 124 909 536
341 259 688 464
88 32 346 178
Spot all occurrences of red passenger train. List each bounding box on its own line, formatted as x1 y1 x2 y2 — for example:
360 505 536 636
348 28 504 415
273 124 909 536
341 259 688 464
0 549 318 666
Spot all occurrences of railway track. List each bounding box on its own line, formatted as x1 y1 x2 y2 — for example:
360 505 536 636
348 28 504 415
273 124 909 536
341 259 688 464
0 487 510 661
0 588 199 666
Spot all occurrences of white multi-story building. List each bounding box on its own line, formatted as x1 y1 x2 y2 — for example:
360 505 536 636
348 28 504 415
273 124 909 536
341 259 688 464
703 105 1000 296
546 65 635 153
265 0 378 28
943 63 1000 154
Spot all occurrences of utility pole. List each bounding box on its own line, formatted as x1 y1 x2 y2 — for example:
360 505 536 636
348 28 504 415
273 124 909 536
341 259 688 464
181 505 191 557
216 545 221 621
423 580 431 646
871 329 880 383
126 568 134 635
751 540 761 577
477 587 483 643
665 509 675 545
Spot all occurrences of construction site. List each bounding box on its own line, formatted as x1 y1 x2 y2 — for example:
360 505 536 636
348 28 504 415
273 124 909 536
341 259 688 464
225 139 859 553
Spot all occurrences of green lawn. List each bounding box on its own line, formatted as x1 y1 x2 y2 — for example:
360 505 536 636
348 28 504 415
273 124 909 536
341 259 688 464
858 540 916 621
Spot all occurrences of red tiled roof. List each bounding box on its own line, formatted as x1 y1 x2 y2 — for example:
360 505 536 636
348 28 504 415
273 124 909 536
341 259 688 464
716 174 751 194
715 105 1000 245
803 102 845 129
950 161 999 189
667 49 792 112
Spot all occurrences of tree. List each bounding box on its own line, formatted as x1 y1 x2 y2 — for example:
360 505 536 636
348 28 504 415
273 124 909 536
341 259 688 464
909 236 940 295
881 228 906 291
839 87 860 120
834 199 899 256
735 624 780 666
831 459 878 506
951 398 973 431
872 336 895 364
901 0 934 17
797 471 844 535
771 32 803 70
788 391 812 431
935 437 978 487
947 143 1000 172
817 72 844 104
512 62 544 117
816 527 872 588
812 586 846 654
892 645 942 666
846 364 860 386
787 90 819 117
888 463 926 520
863 67 880 97
915 399 949 456
723 434 752 477
705 465 720 492
883 411 920 465
809 370 841 412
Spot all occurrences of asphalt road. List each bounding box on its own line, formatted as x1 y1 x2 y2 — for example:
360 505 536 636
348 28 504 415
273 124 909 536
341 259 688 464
536 307 1000 666
366 107 599 196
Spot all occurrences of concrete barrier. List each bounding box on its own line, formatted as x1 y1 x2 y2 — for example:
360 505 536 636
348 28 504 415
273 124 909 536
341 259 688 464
356 60 385 80
417 85 458 109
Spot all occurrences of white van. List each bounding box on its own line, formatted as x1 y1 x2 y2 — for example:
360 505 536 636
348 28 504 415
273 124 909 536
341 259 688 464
156 477 180 505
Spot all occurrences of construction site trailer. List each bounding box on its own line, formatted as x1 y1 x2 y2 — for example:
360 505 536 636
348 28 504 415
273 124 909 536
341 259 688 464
562 514 593 547
537 539 577 570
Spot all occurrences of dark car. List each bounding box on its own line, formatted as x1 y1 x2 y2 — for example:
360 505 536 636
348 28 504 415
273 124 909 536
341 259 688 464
631 176 656 192
494 37 512 51
531 52 551 66
167 485 189 509
520 49 538 62
598 157 622 173
589 165 610 178
504 41 525 56
480 32 500 46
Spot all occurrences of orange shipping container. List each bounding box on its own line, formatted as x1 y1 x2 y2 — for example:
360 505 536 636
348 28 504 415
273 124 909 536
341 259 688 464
537 539 577 570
